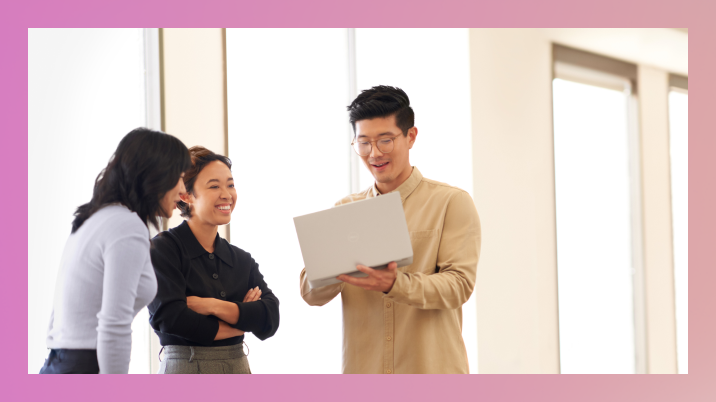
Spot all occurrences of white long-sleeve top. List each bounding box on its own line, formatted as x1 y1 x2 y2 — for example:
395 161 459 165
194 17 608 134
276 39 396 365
46 204 157 374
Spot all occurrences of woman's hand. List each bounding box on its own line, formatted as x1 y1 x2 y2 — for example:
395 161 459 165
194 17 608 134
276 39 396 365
243 286 262 302
215 320 244 341
186 296 217 316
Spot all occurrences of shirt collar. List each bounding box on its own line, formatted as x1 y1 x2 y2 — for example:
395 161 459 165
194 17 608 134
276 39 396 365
370 166 423 203
174 220 234 268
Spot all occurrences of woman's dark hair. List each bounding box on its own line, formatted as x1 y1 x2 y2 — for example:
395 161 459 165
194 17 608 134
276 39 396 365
176 146 232 219
71 128 191 233
347 85 415 136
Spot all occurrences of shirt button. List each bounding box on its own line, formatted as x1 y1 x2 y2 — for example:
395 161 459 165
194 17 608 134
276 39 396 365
386 369 392 374
212 273 219 280
208 254 214 259
386 336 391 341
386 303 391 308
220 291 226 298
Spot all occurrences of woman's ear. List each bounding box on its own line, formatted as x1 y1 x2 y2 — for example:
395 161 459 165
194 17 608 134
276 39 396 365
180 192 193 204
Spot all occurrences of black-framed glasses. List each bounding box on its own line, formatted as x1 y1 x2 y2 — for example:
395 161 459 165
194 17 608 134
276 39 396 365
351 136 397 156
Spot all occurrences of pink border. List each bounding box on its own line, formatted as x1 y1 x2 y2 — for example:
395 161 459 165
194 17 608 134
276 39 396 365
7 1 713 401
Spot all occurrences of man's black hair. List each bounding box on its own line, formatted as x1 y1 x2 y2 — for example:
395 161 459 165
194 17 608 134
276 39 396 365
347 85 414 136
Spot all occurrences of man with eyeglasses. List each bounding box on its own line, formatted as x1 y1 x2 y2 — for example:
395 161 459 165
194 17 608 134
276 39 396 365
300 85 481 374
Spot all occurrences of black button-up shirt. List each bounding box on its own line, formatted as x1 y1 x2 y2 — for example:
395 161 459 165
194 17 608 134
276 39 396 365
148 221 279 347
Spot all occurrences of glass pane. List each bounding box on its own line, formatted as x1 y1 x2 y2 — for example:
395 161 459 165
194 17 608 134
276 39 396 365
226 28 349 373
669 90 688 374
553 78 636 374
355 28 478 372
28 28 148 373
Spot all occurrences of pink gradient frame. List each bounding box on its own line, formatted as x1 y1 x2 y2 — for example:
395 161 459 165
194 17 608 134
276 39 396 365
7 1 713 401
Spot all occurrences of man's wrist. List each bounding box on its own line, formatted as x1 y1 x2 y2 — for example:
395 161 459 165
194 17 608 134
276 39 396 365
384 277 396 293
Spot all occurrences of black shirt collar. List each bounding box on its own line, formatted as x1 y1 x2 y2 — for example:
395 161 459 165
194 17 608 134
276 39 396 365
174 220 234 268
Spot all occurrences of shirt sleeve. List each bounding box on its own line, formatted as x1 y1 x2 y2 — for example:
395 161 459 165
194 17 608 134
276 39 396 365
96 230 149 374
231 257 280 340
147 235 220 345
385 191 481 310
299 268 344 306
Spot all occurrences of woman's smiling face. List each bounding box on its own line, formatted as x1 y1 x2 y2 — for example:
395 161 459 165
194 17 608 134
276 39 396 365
182 160 236 226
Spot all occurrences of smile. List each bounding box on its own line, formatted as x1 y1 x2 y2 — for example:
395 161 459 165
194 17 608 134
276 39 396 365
216 204 231 211
371 161 390 171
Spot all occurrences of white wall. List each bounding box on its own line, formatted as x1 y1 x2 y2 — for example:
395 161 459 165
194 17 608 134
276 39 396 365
161 28 228 238
469 28 560 374
28 28 147 372
639 66 678 373
468 28 686 374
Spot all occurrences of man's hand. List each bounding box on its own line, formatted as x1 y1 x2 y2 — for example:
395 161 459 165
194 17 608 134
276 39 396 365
337 262 398 293
186 296 217 315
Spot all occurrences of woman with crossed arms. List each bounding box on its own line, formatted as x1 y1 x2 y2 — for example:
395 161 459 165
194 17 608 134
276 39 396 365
148 146 279 374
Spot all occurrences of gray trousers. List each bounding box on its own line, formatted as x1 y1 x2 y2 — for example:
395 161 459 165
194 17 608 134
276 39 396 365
158 344 251 374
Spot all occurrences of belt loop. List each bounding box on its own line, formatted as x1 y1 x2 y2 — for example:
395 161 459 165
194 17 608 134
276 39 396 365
158 346 164 363
243 341 250 357
189 346 195 362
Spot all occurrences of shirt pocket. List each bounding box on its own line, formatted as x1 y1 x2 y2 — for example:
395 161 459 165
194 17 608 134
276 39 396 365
404 229 440 274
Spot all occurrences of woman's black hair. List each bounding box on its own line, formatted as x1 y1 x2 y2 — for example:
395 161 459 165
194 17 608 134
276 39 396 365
176 146 232 219
71 128 191 233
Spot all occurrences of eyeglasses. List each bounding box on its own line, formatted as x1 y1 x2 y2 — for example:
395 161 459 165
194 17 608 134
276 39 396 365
351 136 397 156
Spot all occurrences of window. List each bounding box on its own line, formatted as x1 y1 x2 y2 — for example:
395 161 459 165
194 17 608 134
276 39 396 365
668 76 688 374
226 28 349 373
28 28 152 373
552 46 641 374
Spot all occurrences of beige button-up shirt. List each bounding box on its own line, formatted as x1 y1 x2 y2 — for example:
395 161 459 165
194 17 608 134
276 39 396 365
300 167 481 374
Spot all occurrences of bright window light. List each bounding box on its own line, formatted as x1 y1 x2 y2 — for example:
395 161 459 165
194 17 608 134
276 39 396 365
553 78 636 374
226 28 349 373
28 28 149 373
355 28 477 373
669 90 688 374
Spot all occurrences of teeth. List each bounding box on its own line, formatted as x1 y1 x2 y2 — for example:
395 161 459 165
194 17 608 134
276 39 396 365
375 163 386 167
217 205 230 210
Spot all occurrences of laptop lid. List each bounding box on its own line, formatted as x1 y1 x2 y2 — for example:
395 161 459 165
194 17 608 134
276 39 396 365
294 191 413 289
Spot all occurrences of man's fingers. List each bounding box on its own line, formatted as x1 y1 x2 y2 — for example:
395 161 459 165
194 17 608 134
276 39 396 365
387 262 398 271
355 264 376 275
338 274 373 289
337 274 361 286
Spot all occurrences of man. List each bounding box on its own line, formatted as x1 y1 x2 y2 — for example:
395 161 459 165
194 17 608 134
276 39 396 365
300 85 481 374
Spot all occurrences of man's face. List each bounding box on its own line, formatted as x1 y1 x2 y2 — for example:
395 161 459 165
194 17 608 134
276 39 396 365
355 115 417 192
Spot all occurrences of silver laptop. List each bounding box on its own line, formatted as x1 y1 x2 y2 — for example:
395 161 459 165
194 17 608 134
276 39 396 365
294 191 413 289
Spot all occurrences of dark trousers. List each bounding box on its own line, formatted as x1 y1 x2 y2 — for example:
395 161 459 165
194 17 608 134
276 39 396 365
39 349 99 374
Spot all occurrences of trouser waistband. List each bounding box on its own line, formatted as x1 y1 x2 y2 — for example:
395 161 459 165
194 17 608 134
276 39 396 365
161 344 246 361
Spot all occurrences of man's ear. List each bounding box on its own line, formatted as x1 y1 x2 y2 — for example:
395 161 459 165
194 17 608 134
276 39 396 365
408 126 418 149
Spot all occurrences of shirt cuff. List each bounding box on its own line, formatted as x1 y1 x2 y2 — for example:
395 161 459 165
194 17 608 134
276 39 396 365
384 271 408 302
193 315 221 346
233 301 267 333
